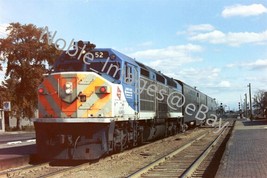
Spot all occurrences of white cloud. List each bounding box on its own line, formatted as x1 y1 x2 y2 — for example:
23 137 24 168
130 44 203 71
244 59 267 69
177 67 221 80
177 24 215 36
176 31 186 36
218 80 231 87
138 41 153 47
187 24 215 33
164 67 221 90
222 4 267 18
228 59 267 70
120 41 154 53
189 29 267 46
190 30 226 44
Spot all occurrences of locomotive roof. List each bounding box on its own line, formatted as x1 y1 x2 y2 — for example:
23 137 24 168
95 48 138 65
96 48 163 76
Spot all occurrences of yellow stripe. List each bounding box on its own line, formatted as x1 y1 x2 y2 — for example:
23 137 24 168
77 74 108 117
89 93 112 112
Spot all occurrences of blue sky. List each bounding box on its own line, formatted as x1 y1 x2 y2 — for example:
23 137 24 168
0 0 267 110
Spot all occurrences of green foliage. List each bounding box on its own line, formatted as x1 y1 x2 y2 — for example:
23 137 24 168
0 22 60 128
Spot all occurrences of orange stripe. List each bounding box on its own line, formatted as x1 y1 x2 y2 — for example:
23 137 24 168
39 74 61 117
42 74 61 108
39 95 58 117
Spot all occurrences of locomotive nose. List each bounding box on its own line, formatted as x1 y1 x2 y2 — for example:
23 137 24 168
38 72 112 118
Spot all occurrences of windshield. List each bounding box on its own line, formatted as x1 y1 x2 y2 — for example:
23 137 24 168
54 52 121 80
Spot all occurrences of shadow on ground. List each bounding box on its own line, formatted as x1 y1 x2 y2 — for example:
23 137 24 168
242 120 267 126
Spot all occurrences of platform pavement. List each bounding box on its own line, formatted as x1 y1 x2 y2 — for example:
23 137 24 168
0 131 35 144
216 118 267 178
0 130 35 135
0 131 36 171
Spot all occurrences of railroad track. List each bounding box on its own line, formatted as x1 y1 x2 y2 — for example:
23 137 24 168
128 120 234 178
0 120 234 178
0 160 91 178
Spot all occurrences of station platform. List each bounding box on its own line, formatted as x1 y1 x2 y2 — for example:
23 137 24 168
0 131 35 144
216 118 267 178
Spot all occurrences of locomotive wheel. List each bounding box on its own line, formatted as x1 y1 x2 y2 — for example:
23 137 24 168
113 128 128 153
173 123 178 135
179 123 187 133
183 124 188 132
138 129 144 145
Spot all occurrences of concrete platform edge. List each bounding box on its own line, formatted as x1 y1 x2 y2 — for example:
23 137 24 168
0 155 30 172
215 120 237 177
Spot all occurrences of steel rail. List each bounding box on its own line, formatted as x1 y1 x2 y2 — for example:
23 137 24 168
127 130 210 178
128 120 233 178
180 123 230 178
0 160 91 178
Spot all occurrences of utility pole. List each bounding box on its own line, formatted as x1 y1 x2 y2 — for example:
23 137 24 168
238 102 242 119
248 83 252 120
244 93 247 118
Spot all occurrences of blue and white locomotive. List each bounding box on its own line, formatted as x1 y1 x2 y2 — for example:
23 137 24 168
34 41 217 160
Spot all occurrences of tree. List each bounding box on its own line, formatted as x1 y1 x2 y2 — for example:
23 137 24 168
0 22 60 129
253 90 267 118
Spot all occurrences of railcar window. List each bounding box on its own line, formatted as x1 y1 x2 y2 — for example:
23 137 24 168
125 65 132 76
140 68 149 77
166 78 177 88
156 74 165 84
124 64 134 84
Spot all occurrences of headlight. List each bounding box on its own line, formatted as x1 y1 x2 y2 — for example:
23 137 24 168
65 82 73 94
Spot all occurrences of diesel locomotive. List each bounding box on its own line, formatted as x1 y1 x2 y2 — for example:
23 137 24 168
34 41 217 160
